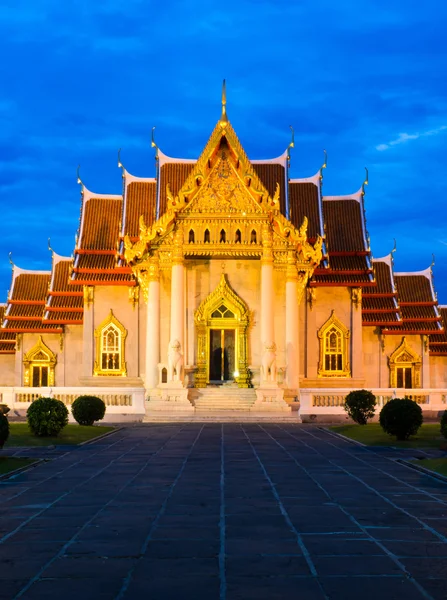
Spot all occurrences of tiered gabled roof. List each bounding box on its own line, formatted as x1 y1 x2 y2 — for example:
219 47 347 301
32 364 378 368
311 188 374 286
430 306 447 355
44 253 83 325
0 304 16 353
362 254 401 326
383 267 443 335
158 150 196 217
289 170 324 243
71 185 133 285
2 267 62 333
252 150 288 215
120 169 157 241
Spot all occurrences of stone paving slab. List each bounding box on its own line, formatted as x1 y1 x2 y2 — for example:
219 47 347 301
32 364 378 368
0 424 447 599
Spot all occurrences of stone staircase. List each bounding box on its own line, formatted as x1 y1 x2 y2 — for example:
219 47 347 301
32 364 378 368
189 387 257 411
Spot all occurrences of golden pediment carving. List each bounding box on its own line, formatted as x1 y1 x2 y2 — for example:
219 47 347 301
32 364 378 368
182 156 263 215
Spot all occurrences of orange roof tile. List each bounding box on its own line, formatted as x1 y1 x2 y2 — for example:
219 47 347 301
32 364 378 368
78 197 122 251
395 274 435 304
252 163 286 213
10 273 50 302
123 181 157 239
289 182 322 241
323 199 367 253
159 162 195 216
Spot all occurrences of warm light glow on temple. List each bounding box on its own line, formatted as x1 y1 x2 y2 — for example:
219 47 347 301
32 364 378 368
1 87 446 421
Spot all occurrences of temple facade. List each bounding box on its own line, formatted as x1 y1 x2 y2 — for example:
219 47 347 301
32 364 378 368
1 94 446 421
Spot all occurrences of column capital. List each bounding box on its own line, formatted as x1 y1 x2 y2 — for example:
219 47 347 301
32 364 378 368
286 251 298 282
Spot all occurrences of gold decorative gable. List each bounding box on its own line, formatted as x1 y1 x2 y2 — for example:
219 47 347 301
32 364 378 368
182 155 263 215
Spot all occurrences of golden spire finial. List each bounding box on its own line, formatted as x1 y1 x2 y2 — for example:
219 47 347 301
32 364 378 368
220 79 228 126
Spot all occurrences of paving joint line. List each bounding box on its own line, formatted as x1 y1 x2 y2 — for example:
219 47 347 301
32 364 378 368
114 425 205 600
267 424 436 600
13 424 188 599
239 424 330 600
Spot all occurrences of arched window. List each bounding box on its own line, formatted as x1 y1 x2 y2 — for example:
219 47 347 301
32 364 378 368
250 229 257 244
23 336 57 387
188 229 195 243
389 337 421 389
220 229 226 243
204 229 210 243
235 229 241 243
94 310 127 376
318 311 350 377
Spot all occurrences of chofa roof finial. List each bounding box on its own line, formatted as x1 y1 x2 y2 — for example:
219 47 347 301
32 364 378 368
8 252 14 268
220 79 228 125
151 126 158 154
362 167 369 196
320 149 327 179
76 165 83 187
431 253 435 269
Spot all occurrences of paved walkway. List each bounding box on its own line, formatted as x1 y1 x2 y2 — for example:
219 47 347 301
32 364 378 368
1 425 447 600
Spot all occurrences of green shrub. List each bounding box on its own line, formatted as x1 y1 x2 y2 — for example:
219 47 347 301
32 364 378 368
379 398 423 441
27 397 68 437
440 410 447 440
344 389 376 425
72 396 106 426
0 413 9 448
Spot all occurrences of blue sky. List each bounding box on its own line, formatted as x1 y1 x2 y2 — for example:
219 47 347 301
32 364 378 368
1 0 446 300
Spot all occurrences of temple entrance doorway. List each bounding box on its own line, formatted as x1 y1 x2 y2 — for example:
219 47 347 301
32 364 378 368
209 328 236 383
194 274 251 388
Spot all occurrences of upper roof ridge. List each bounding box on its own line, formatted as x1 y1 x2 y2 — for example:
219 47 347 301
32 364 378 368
323 188 363 203
158 148 196 166
290 169 321 185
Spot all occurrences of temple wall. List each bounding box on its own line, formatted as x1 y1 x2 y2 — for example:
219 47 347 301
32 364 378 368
63 325 84 386
362 327 382 388
0 354 15 386
93 286 140 378
430 356 447 388
301 286 360 388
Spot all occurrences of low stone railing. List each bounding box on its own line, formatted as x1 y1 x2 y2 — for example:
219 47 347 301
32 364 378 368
0 386 146 419
300 388 447 415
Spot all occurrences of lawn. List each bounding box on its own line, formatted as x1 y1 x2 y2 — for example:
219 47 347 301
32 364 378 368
414 458 447 477
329 423 445 448
0 457 37 475
4 423 115 447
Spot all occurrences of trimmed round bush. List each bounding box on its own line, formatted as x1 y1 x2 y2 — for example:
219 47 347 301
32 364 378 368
27 397 68 437
344 389 376 425
72 396 106 426
0 413 9 448
0 404 10 415
440 410 447 440
379 398 423 441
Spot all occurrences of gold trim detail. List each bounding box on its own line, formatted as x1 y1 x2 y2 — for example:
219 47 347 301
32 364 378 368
23 336 57 387
389 337 421 389
83 285 94 307
351 287 362 309
94 310 127 377
128 286 139 309
317 310 351 378
194 274 251 388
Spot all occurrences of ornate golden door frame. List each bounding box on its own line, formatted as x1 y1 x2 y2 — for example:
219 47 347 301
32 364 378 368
194 274 251 388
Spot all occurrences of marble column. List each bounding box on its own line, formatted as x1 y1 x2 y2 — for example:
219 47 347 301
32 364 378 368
82 286 94 377
170 235 185 352
351 287 364 379
260 224 274 347
145 256 160 389
285 253 299 389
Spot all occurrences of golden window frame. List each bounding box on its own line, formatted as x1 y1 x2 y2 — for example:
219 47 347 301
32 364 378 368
388 336 421 389
94 310 127 376
23 335 57 387
317 310 351 378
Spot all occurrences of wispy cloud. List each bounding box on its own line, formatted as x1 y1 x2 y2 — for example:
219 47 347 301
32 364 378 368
376 125 447 151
